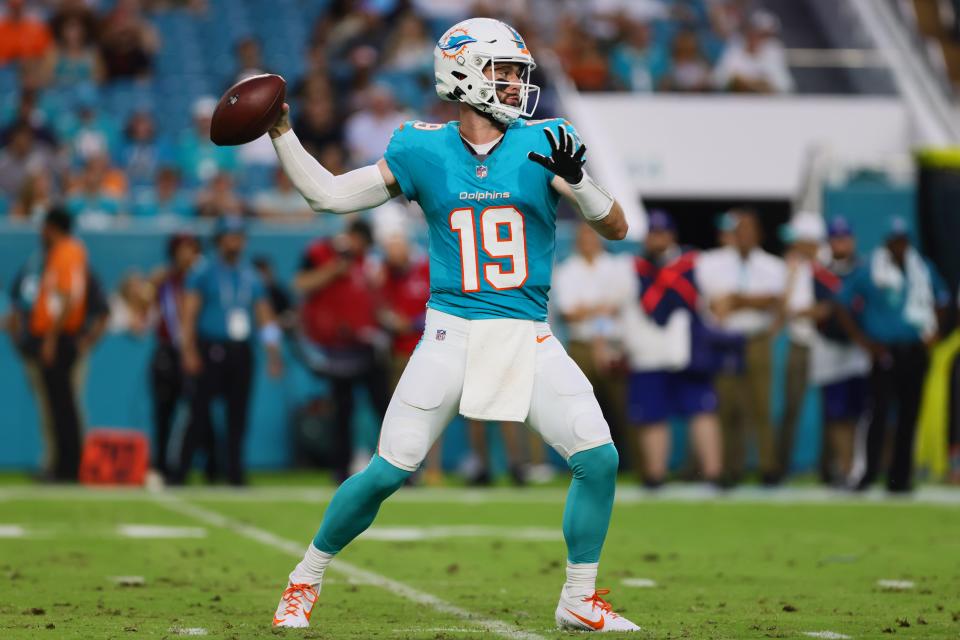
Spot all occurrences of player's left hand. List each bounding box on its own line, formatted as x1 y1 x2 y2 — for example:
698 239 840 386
527 125 586 184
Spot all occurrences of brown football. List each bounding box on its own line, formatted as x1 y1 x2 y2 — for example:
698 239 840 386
210 74 286 146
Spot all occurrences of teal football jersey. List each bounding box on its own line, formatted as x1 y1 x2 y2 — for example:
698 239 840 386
385 118 577 321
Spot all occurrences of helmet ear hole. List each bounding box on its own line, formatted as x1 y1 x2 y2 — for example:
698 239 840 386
452 71 467 80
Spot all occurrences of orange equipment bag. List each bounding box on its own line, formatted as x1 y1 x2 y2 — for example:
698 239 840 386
79 429 150 486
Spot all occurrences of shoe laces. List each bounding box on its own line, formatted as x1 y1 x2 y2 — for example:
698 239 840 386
281 583 317 618
584 589 620 619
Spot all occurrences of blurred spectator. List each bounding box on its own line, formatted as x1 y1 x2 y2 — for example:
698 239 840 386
811 216 869 486
378 233 430 388
130 166 192 218
253 167 316 222
659 29 713 92
195 172 247 219
381 11 433 72
29 207 88 481
293 95 344 156
0 80 58 146
609 19 667 92
0 122 64 200
176 96 238 187
176 216 283 486
252 256 294 329
41 14 104 90
66 152 128 220
10 171 55 222
118 111 171 191
555 18 611 91
0 0 53 65
839 218 950 493
463 420 530 486
776 212 828 478
7 215 107 482
231 36 268 84
697 210 786 485
344 84 409 166
108 271 156 335
713 10 794 93
98 0 160 80
553 223 634 465
74 271 110 430
65 94 120 166
295 219 388 484
149 232 201 481
48 0 99 48
630 211 723 487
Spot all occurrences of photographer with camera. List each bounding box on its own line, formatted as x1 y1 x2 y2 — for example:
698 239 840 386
295 219 389 483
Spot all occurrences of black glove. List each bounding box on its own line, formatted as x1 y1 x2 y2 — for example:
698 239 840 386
527 125 587 184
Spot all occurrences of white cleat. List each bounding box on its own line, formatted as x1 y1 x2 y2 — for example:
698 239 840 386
272 582 318 628
556 588 640 632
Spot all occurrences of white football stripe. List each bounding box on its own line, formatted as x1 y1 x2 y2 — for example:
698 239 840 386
154 495 548 640
876 579 914 590
802 632 852 639
621 578 657 588
117 525 207 539
0 525 27 538
169 628 208 636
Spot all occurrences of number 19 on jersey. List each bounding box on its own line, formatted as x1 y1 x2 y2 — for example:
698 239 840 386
449 206 528 292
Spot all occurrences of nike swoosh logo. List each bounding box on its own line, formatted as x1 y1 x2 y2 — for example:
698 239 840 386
536 335 552 343
565 608 605 630
272 617 287 626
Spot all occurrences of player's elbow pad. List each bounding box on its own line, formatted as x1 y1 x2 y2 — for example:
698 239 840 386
272 130 391 214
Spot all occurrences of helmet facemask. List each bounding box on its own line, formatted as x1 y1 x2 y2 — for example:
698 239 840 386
474 56 540 124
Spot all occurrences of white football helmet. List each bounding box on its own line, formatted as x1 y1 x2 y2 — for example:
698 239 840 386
434 17 540 124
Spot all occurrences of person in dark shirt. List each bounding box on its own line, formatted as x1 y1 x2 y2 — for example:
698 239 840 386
150 232 201 482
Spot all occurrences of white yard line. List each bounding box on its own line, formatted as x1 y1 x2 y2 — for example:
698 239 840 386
152 494 548 640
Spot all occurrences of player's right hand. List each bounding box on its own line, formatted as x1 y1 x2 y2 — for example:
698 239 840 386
268 103 292 139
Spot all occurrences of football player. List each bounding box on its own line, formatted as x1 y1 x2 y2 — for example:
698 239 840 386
268 17 638 633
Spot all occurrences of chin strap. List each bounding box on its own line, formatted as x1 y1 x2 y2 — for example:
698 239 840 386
271 130 392 214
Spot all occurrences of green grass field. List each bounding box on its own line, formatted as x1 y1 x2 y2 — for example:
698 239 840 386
1 482 959 639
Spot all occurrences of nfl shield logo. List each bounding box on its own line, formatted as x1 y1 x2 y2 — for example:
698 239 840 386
476 165 488 179
436 329 447 341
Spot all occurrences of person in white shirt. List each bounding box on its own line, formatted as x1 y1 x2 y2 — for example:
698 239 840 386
696 210 786 485
344 85 410 167
553 223 636 462
777 212 832 479
712 10 794 94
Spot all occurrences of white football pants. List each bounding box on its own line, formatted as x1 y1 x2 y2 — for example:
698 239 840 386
377 309 613 471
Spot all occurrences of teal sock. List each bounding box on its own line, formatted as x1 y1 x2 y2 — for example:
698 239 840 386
312 455 411 554
562 443 619 564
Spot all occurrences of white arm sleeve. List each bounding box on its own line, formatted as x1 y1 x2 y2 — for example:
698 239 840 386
271 129 392 214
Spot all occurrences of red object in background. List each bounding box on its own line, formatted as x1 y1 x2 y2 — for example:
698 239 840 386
382 259 431 356
300 240 378 347
79 429 150 486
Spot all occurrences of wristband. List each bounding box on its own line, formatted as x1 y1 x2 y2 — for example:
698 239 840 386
569 172 614 221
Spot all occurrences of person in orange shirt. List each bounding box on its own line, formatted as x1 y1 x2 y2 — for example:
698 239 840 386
0 0 54 64
28 207 88 481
